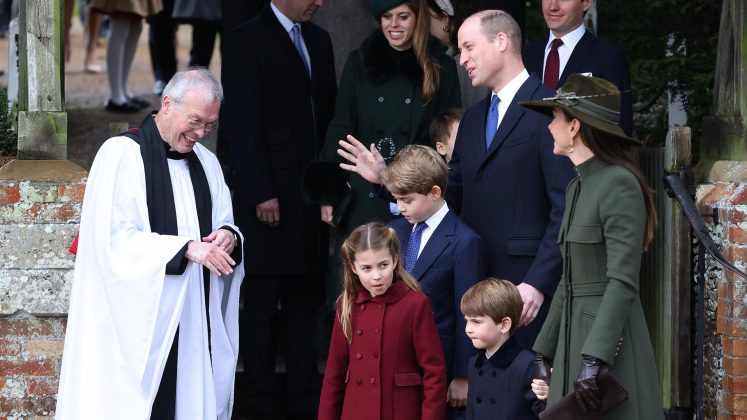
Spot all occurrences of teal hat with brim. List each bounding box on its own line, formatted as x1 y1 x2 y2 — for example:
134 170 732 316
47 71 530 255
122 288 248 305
370 0 407 18
519 74 641 145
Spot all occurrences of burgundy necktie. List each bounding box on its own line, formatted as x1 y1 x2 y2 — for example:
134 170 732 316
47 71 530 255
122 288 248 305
544 38 564 90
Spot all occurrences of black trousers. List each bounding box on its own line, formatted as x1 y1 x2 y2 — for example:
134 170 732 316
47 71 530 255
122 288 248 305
188 20 221 68
147 0 177 83
240 274 323 417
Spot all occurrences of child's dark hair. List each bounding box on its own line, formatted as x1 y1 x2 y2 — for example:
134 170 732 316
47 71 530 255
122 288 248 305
429 107 464 149
460 278 523 335
339 222 422 342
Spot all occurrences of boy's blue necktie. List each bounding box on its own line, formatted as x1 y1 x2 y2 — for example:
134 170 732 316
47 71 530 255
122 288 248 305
485 95 500 149
404 222 428 273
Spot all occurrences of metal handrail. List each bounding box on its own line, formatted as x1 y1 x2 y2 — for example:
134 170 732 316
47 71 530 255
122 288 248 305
664 171 747 420
664 172 747 280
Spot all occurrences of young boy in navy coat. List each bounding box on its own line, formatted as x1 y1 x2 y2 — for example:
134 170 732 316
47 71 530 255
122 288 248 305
461 279 547 419
381 145 486 418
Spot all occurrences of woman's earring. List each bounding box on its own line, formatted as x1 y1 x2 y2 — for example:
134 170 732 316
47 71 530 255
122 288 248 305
442 25 448 32
567 139 574 154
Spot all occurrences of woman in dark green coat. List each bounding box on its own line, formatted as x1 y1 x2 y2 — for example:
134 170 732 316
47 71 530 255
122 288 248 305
318 0 460 232
519 74 664 419
315 0 460 300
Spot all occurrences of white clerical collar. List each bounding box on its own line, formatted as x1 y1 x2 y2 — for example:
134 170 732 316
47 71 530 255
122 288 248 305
492 69 530 107
545 24 586 53
270 1 296 34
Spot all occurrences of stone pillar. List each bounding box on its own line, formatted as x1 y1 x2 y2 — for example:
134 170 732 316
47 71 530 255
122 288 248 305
691 1 747 417
16 0 66 160
313 0 375 80
0 160 85 419
696 166 747 419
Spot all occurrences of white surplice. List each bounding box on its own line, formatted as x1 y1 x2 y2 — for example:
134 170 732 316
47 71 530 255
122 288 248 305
55 137 244 420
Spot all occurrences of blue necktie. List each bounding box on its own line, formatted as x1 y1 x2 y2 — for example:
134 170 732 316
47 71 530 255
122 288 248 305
404 222 428 273
485 95 500 149
291 24 311 75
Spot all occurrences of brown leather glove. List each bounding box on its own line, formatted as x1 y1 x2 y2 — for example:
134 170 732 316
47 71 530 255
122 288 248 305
532 352 552 382
574 355 603 413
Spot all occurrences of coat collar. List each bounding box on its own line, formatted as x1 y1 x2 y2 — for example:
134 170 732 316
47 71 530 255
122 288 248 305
355 280 410 304
476 76 542 168
474 335 523 369
574 155 608 181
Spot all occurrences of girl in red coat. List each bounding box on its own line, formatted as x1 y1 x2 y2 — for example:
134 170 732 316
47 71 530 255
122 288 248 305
319 222 447 420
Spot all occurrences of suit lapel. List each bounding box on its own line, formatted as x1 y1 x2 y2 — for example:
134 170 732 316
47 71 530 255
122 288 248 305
263 7 311 82
478 77 539 168
411 212 456 280
559 30 595 86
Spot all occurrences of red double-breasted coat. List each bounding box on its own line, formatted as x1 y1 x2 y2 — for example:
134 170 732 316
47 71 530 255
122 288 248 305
318 281 447 420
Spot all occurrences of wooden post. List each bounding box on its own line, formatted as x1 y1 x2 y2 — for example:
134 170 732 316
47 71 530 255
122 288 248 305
665 126 693 410
16 0 66 160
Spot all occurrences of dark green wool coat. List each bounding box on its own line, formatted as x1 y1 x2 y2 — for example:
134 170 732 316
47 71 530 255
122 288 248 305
533 157 664 419
319 31 461 234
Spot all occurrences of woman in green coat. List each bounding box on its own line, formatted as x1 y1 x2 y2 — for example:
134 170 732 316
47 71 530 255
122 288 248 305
319 0 460 231
519 74 664 419
315 0 460 300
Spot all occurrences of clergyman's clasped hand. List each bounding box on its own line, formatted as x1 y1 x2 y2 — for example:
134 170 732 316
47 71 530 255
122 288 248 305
185 228 237 276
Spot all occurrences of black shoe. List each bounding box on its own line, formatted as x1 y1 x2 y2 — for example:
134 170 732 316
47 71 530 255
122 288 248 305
128 96 151 109
104 99 140 113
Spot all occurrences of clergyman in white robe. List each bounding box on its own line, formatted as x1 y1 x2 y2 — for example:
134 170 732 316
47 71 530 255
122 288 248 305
55 134 244 419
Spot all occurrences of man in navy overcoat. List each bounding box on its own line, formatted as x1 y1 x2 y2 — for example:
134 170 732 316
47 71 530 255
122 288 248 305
449 10 575 349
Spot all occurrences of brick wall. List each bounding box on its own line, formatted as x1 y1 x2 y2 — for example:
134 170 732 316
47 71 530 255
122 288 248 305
0 161 85 420
697 180 747 419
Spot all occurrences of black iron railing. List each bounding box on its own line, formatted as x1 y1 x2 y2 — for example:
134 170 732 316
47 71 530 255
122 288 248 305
664 171 747 420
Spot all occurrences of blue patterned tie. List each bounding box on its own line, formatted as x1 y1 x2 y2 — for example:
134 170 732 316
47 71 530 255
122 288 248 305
291 24 311 75
485 94 500 149
404 222 428 273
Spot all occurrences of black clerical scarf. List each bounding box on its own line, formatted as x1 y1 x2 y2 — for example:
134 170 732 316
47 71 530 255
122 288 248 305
122 112 213 257
122 113 213 419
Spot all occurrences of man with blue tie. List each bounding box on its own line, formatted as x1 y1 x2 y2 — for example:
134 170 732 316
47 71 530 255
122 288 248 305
335 9 573 351
450 10 575 349
220 0 336 419
522 0 633 135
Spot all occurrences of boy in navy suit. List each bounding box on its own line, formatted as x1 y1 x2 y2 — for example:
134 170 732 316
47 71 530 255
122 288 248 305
461 279 547 420
381 145 486 418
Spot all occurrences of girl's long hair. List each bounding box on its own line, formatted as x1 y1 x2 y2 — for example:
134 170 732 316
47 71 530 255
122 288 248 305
568 112 657 251
339 222 421 343
404 0 441 102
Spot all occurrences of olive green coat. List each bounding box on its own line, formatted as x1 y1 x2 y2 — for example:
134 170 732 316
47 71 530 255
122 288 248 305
319 31 461 234
533 157 664 419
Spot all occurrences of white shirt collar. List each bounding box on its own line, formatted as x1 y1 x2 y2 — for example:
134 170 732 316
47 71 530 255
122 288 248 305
489 69 529 128
545 24 586 53
270 1 295 33
494 69 530 105
422 201 449 231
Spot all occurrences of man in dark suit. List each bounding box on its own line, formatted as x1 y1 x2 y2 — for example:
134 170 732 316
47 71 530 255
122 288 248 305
449 9 574 349
522 0 633 135
220 0 336 418
336 10 574 351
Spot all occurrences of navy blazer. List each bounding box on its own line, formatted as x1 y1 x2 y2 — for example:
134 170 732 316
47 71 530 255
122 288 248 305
465 335 545 420
222 5 337 276
523 29 633 135
446 75 574 349
390 209 485 379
